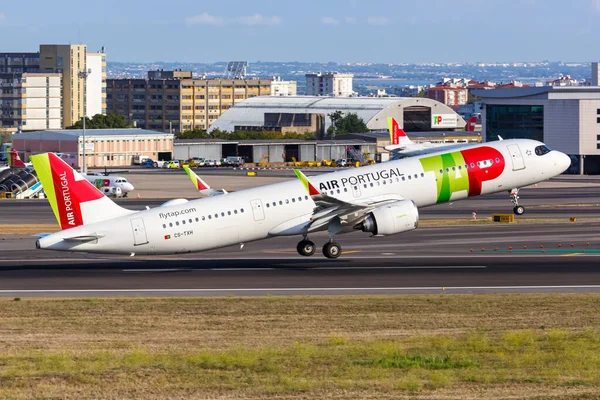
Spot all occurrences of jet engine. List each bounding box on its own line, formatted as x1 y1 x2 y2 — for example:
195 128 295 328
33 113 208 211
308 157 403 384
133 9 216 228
161 198 189 207
354 200 419 236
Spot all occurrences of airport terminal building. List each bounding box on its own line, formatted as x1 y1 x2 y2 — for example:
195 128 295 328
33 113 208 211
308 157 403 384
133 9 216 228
473 86 600 174
209 96 467 137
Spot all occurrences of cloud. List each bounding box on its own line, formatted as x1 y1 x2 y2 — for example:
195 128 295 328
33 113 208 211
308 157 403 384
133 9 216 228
344 17 356 24
237 14 282 26
367 16 389 26
185 13 225 26
321 17 340 25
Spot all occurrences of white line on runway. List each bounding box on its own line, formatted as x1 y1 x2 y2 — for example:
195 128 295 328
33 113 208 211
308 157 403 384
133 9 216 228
121 266 488 272
2 285 600 294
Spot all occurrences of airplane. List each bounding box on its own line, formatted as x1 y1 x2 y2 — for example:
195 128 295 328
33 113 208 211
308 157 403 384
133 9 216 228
384 117 478 158
0 147 28 172
31 138 570 259
183 165 227 197
81 172 134 197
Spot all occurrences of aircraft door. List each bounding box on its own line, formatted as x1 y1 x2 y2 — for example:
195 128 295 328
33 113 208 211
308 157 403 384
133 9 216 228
352 184 361 198
250 199 265 221
507 144 526 171
130 217 149 246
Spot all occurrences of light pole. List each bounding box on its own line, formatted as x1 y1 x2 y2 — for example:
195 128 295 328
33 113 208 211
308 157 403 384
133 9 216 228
78 68 91 174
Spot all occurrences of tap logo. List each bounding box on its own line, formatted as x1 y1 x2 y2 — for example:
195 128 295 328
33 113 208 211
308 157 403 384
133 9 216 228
420 146 505 203
433 116 443 125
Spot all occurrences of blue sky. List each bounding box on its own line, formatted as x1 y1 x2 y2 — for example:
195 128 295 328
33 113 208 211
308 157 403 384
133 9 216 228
1 0 599 63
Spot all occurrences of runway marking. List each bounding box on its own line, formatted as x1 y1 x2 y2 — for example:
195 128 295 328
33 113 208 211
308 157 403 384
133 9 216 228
2 285 600 294
121 266 487 272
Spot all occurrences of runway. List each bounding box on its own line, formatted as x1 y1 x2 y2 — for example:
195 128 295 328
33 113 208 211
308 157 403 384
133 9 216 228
0 222 598 297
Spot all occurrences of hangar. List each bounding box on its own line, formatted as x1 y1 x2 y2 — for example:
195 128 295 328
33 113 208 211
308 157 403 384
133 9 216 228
209 96 467 136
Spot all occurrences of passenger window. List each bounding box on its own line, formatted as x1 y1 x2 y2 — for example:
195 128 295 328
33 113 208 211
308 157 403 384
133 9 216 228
445 168 449 172
452 167 455 171
221 212 225 217
215 213 218 218
495 158 500 163
234 210 238 214
189 219 192 223
272 202 276 207
364 184 367 188
298 196 302 201
470 163 475 168
382 180 386 185
421 173 424 177
414 174 418 179
266 203 270 208
458 166 462 170
344 188 348 192
202 216 206 221
208 215 212 219
228 211 231 215
162 224 166 229
279 201 283 205
182 220 186 225
195 217 199 222
337 189 340 193
370 183 374 187
241 208 244 213
305 196 309 200
402 177 405 181
169 223 173 227
285 199 289 204
354 185 358 190
292 198 296 202
408 176 412 180
439 169 443 174
176 221 180 226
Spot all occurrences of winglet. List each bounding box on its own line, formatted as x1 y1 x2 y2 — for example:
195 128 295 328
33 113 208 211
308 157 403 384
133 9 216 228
183 165 227 196
293 169 321 196
183 165 210 191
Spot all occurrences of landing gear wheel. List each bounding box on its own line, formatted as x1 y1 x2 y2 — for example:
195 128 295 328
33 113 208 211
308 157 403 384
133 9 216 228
513 206 525 216
322 242 342 259
297 240 316 257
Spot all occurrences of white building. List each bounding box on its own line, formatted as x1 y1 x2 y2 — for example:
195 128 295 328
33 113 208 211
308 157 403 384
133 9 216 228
85 51 107 117
270 77 297 96
0 72 62 131
473 86 600 174
305 72 354 97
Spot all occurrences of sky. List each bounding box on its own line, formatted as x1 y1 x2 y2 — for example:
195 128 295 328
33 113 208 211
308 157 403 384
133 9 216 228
1 0 599 63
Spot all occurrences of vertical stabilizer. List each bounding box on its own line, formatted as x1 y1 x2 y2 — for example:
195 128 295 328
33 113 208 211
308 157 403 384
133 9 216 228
9 147 26 168
31 153 133 230
387 117 412 145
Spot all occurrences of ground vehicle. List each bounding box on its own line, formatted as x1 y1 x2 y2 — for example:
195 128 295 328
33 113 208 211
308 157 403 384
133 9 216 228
224 156 244 167
203 159 217 167
335 159 354 167
162 160 181 169
143 159 165 168
132 155 151 165
185 158 205 168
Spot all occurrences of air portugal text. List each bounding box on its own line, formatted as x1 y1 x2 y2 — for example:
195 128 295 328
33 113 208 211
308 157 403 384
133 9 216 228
59 171 77 226
319 167 404 191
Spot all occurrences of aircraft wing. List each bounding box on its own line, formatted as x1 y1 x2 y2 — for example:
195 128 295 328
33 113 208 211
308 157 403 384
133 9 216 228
293 169 402 231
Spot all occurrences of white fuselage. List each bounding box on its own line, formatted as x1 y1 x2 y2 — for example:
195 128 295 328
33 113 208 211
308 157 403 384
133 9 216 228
38 139 570 255
83 174 134 194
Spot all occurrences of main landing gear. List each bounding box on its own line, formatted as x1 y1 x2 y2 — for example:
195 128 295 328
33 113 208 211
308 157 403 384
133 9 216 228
296 237 316 257
510 188 525 215
322 242 342 259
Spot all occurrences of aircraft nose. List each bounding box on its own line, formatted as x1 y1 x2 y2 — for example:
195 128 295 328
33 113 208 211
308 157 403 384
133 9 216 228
556 152 571 173
125 183 134 191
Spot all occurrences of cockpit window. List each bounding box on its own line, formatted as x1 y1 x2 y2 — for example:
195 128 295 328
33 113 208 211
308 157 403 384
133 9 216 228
535 145 552 156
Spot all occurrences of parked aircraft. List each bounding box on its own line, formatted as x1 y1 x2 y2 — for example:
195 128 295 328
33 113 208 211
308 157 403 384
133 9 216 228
31 139 570 258
384 117 477 158
82 173 134 197
0 147 27 172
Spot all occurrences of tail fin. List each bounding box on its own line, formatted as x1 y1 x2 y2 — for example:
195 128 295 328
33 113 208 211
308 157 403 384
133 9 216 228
183 165 227 196
30 153 133 230
387 117 411 145
9 147 26 168
466 115 477 132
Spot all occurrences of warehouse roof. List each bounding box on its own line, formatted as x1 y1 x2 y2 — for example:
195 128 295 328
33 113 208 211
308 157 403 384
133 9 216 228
13 128 173 141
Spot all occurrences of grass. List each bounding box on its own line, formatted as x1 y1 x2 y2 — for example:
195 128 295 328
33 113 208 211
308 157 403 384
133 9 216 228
0 295 600 398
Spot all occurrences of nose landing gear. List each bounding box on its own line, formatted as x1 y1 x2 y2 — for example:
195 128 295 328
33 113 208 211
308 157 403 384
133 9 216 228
510 188 525 215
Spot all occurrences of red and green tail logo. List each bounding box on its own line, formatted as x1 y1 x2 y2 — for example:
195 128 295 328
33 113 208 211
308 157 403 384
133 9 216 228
30 153 104 229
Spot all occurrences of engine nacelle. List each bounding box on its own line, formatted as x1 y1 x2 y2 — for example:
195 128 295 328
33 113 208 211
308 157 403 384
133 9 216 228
161 198 189 207
354 200 419 236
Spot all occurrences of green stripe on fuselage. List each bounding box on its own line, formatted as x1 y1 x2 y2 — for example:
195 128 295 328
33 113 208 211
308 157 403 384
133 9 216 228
420 151 469 203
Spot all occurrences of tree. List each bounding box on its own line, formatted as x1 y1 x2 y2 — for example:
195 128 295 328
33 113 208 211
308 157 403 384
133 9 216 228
66 113 132 129
327 111 369 135
175 128 315 141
